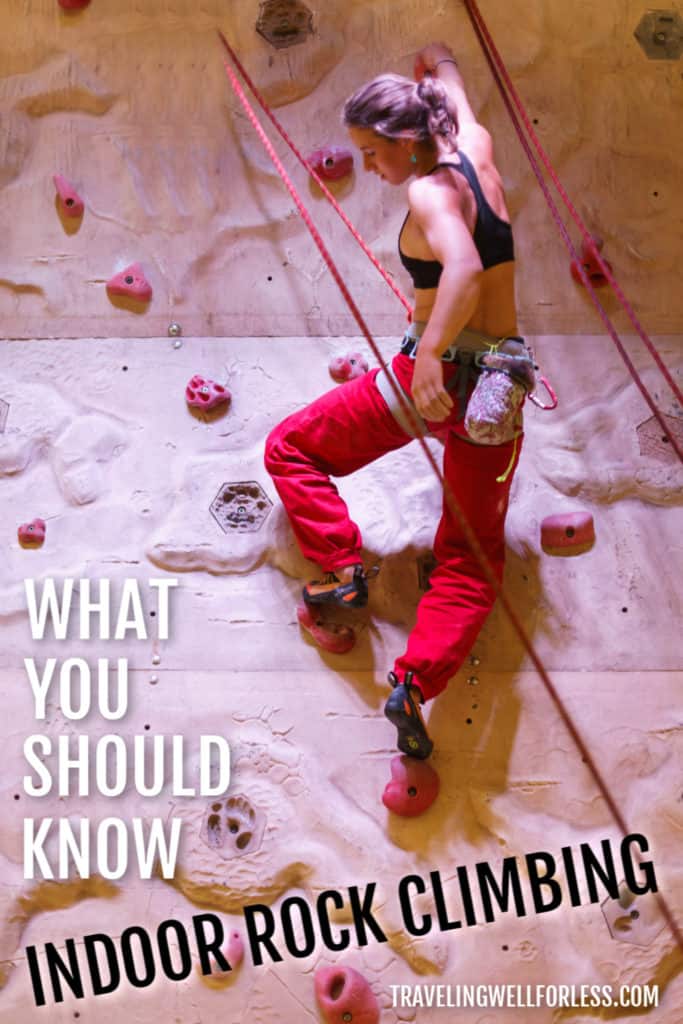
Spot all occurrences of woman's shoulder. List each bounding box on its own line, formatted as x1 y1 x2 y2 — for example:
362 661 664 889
407 167 469 223
456 123 494 164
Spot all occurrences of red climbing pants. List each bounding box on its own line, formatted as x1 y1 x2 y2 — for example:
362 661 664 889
264 353 522 701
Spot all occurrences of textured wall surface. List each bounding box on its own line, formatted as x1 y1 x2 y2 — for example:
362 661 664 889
1 1 683 1022
1 335 682 1021
1 0 682 338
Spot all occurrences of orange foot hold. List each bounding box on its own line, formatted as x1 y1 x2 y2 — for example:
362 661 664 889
296 603 355 654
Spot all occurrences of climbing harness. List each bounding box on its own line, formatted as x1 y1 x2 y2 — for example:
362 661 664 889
398 321 557 453
374 363 428 439
462 0 683 463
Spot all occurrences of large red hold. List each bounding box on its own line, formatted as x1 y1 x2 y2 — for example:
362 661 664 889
296 604 355 655
329 351 368 384
541 511 595 555
382 754 440 817
570 236 612 288
53 174 84 218
314 966 379 1024
18 519 46 548
58 0 92 8
308 147 354 182
106 263 153 302
185 375 231 412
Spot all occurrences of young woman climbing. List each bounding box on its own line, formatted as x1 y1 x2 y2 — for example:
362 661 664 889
265 42 525 759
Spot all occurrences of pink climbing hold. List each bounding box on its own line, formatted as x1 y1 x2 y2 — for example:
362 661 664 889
18 519 46 548
106 263 153 303
308 146 354 182
315 965 379 1024
196 929 244 988
53 174 84 218
224 929 244 969
382 754 440 817
58 0 91 8
541 511 595 555
296 604 355 655
185 375 231 412
329 351 369 384
570 236 612 288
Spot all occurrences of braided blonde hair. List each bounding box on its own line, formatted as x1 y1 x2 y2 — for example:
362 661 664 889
342 73 458 148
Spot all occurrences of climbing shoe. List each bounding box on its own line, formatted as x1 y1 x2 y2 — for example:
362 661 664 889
302 564 378 609
384 671 433 759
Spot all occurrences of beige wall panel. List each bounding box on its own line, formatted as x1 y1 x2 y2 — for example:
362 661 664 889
1 1 682 338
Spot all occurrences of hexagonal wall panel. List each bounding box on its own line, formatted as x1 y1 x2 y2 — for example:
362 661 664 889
601 883 666 947
636 413 683 463
634 9 683 60
210 480 273 533
256 0 313 49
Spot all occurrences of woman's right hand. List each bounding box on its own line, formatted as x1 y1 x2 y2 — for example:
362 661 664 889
414 43 457 81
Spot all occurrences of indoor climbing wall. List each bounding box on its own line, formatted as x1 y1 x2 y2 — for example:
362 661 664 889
1 1 682 1023
1 0 682 337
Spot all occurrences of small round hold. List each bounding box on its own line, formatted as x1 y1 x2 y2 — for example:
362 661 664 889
149 674 159 685
173 339 183 349
467 676 479 686
168 322 182 337
541 511 595 555
18 518 47 548
152 654 161 666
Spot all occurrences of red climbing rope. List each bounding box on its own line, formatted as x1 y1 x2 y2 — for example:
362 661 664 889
217 55 683 953
462 0 683 462
217 31 412 318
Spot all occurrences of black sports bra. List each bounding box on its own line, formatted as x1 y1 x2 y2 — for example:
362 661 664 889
398 152 514 288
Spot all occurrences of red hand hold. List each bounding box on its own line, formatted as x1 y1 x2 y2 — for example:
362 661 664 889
541 512 595 555
185 375 231 412
53 175 84 218
382 754 440 817
308 147 354 182
18 519 46 548
329 351 369 384
58 0 92 8
106 263 153 302
296 604 355 655
314 966 379 1024
570 236 612 288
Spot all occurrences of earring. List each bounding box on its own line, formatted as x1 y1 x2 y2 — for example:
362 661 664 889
410 153 417 164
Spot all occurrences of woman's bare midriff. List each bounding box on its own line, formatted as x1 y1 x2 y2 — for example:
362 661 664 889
412 260 518 340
